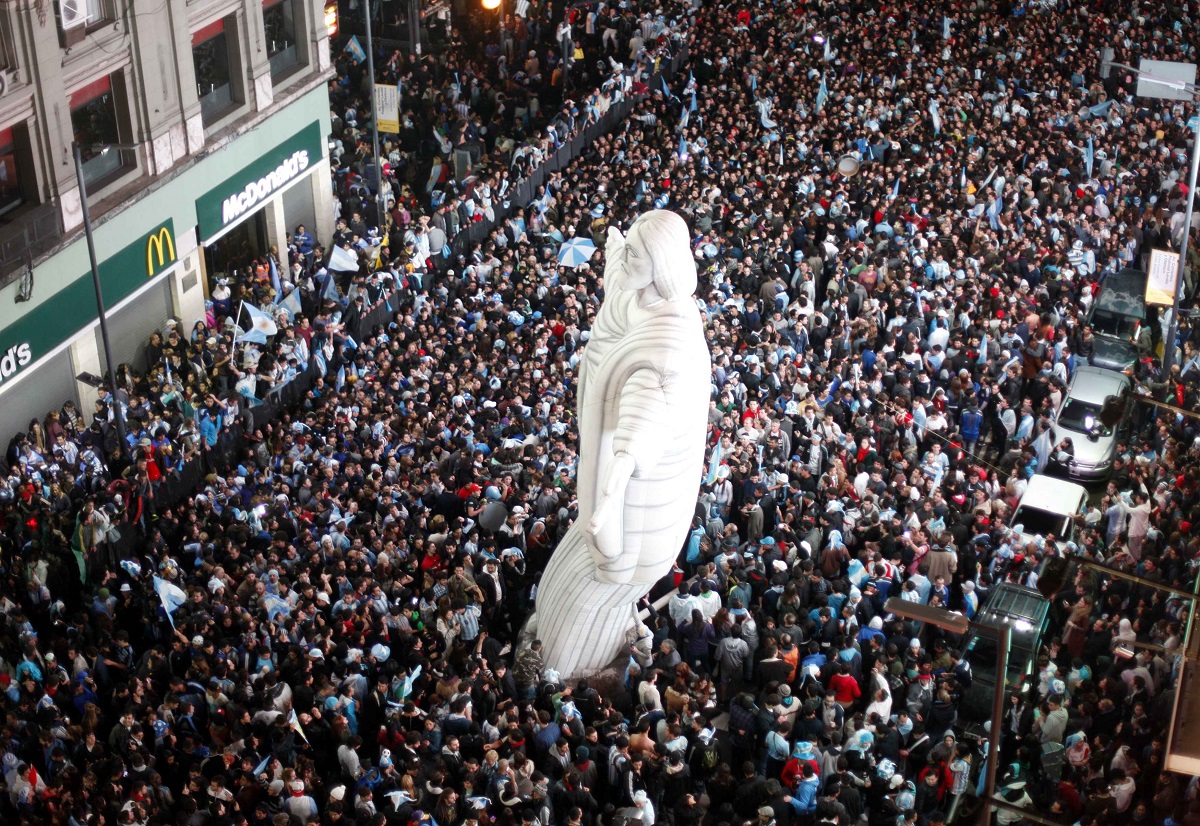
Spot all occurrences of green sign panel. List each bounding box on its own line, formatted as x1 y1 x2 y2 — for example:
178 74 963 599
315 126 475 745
195 120 324 242
0 219 177 387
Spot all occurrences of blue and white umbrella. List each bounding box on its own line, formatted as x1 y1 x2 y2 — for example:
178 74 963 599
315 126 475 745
557 237 597 268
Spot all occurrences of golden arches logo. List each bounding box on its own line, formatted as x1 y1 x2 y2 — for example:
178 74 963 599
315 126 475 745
146 227 175 276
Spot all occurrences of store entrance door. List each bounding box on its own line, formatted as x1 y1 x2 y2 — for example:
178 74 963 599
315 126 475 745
203 210 269 283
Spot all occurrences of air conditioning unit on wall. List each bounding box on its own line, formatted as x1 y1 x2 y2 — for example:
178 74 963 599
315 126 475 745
60 0 88 29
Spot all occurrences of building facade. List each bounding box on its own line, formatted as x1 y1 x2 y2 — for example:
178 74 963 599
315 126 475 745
0 0 337 437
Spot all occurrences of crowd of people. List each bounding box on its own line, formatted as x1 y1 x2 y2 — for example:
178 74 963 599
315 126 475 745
4 1 1200 826
330 0 690 244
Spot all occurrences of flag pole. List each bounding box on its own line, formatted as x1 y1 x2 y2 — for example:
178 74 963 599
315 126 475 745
232 301 244 349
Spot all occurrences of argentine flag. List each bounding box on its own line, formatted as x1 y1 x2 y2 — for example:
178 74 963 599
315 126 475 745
245 302 278 337
153 575 187 627
276 289 303 322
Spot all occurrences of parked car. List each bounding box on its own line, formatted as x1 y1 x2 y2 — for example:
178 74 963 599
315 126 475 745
1050 365 1132 482
1087 268 1148 373
1009 474 1089 551
960 582 1052 720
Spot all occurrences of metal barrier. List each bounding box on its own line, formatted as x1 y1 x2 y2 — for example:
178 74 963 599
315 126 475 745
54 47 693 562
450 46 689 257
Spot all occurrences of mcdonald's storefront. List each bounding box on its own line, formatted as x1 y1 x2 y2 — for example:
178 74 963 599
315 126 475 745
0 219 185 436
0 86 333 434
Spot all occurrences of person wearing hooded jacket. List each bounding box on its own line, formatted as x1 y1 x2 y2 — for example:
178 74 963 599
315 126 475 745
779 740 817 787
995 781 1033 826
784 763 820 824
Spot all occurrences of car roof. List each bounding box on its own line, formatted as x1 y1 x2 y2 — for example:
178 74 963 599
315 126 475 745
1022 470 1089 504
1093 269 1147 320
978 583 1049 624
973 583 1049 650
1066 366 1130 406
1019 474 1088 515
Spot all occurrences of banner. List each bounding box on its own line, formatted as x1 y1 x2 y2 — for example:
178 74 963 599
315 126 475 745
374 84 400 134
1147 248 1180 306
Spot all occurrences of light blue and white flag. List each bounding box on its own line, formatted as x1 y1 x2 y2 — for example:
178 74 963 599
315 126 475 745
276 289 303 321
263 593 291 622
705 438 724 485
930 100 942 136
386 791 416 811
288 708 309 743
328 245 360 273
269 256 281 298
243 301 278 339
400 664 423 699
321 271 345 307
345 35 366 64
1085 136 1094 177
816 73 828 113
239 328 268 346
153 575 187 627
1032 428 1052 473
943 15 952 39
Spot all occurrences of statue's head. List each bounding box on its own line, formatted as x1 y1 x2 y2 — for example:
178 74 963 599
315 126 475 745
617 210 697 304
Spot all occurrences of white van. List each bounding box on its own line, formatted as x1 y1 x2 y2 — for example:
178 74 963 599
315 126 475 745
1009 474 1089 550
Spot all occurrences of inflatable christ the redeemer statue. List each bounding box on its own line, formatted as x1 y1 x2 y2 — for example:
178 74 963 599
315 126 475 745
530 209 711 678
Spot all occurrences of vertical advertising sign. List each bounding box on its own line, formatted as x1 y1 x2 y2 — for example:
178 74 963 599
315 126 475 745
1147 248 1180 306
375 84 400 134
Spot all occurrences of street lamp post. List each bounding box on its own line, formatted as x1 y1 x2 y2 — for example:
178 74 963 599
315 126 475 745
72 142 138 461
1167 118 1200 381
883 598 1012 826
481 0 503 57
363 0 387 229
1109 60 1199 386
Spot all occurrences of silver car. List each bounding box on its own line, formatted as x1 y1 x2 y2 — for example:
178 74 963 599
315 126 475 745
1051 365 1131 482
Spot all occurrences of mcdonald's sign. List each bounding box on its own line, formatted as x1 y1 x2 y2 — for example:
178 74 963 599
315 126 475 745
146 225 176 276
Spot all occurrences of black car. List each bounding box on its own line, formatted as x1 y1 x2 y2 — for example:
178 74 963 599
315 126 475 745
960 583 1051 720
1087 268 1148 373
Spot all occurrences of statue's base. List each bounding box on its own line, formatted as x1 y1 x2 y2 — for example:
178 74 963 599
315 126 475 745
518 611 631 683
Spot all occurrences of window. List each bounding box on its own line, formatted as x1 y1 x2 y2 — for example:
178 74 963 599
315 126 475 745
0 128 25 217
84 0 104 25
70 75 132 190
0 15 14 69
57 0 104 41
263 0 300 77
1010 504 1069 542
1057 399 1110 437
193 19 235 124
